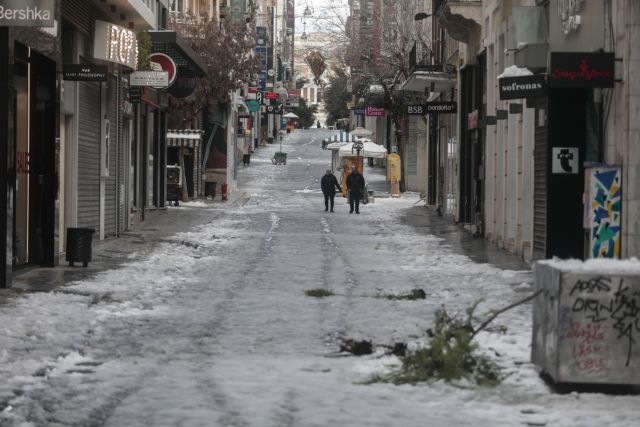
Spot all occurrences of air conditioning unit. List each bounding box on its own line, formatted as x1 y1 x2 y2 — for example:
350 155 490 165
167 164 182 186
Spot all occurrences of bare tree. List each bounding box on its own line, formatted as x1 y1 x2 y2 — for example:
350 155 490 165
167 14 262 126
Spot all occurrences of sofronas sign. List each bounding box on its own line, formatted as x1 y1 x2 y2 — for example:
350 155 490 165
498 75 546 100
0 0 54 27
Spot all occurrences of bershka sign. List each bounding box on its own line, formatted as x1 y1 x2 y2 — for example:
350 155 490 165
499 75 546 100
0 0 54 27
549 52 615 88
406 102 457 115
63 64 108 82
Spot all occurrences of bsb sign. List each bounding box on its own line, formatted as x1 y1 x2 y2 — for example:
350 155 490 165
0 0 54 27
498 75 546 100
405 102 457 115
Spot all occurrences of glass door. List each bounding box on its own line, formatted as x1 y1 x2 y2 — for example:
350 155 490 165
13 50 29 265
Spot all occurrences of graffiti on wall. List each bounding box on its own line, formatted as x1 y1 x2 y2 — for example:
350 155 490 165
585 166 621 258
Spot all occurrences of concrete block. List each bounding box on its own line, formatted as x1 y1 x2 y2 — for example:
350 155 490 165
624 234 640 258
533 260 640 384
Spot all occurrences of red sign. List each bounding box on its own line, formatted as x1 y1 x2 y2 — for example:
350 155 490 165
549 52 615 88
149 53 177 85
265 91 278 99
248 87 259 93
288 89 300 96
365 106 385 117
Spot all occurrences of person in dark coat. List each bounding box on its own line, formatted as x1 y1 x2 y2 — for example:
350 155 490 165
346 167 365 214
321 169 342 212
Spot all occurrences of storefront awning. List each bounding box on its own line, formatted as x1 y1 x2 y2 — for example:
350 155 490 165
149 31 207 77
400 68 457 93
167 129 204 148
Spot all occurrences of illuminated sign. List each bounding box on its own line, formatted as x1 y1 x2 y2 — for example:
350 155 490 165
94 20 138 69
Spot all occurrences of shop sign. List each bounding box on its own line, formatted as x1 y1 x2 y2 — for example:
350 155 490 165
230 0 247 25
351 107 365 116
0 0 54 27
552 147 579 174
266 104 282 114
149 53 177 85
94 20 138 69
129 87 142 104
168 67 197 99
549 52 615 88
247 100 260 112
63 64 108 82
406 102 457 115
499 75 546 100
365 106 385 117
265 91 278 100
130 71 169 87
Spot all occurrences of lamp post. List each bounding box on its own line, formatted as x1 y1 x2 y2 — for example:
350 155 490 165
352 140 364 173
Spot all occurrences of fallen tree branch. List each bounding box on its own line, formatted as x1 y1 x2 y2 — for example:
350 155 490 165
470 290 543 340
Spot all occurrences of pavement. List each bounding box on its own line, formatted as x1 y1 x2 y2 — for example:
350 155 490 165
4 143 528 300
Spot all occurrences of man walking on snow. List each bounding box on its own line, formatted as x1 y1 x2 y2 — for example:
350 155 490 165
321 169 342 212
346 167 365 214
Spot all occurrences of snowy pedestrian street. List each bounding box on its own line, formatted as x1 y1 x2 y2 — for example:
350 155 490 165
1 129 638 427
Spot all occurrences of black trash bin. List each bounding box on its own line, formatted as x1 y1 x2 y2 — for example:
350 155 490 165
66 228 95 267
243 154 251 165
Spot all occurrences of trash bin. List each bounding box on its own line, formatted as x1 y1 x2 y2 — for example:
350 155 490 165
66 228 94 267
243 154 251 165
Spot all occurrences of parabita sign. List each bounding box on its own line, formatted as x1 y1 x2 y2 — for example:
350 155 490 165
498 75 547 100
0 0 54 27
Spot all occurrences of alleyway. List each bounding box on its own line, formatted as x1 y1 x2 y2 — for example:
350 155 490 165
0 130 638 426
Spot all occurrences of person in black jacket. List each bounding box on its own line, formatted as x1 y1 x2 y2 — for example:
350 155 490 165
346 168 365 214
321 169 342 212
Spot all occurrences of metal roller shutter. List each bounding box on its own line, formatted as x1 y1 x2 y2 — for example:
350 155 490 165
117 77 127 234
105 75 118 237
77 80 101 231
533 97 548 260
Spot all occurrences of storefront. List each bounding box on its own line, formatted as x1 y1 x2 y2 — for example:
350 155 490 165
1 0 59 288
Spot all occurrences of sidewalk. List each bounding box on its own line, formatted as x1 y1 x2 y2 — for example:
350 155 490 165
2 191 247 298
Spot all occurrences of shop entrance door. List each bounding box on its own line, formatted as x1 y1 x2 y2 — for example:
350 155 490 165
13 43 56 267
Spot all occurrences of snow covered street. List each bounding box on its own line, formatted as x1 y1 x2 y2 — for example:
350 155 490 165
0 129 638 426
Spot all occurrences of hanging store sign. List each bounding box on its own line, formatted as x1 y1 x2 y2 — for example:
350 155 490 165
405 102 457 115
552 147 579 174
0 0 54 27
365 106 385 117
168 67 197 98
549 52 615 88
229 0 247 25
130 71 169 87
94 20 138 69
499 75 546 100
265 91 278 100
129 87 142 104
63 64 108 82
149 53 177 85
351 107 365 116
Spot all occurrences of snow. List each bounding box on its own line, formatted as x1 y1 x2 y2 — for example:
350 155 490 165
497 65 533 79
1 129 639 426
537 257 640 274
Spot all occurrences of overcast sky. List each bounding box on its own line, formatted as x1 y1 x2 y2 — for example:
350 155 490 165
296 0 349 34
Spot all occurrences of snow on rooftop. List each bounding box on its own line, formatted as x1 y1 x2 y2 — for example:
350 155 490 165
497 65 533 79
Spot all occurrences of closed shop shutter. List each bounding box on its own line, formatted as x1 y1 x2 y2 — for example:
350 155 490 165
533 97 548 260
61 0 94 35
117 78 127 234
77 80 101 231
104 75 118 237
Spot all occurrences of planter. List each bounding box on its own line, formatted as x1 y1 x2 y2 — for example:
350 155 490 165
66 228 95 267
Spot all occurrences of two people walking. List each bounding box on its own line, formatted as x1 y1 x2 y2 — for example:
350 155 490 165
321 168 365 214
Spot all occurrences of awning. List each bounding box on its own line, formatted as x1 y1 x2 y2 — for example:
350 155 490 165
400 68 457 93
338 140 388 159
167 129 204 148
149 31 207 77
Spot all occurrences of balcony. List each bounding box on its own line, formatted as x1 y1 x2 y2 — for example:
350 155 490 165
436 0 481 44
88 0 156 30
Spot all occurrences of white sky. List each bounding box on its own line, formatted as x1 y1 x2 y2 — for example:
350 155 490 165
296 0 349 34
